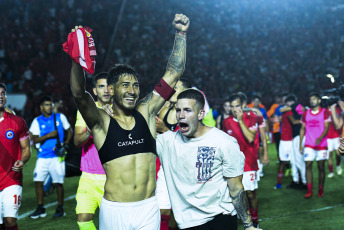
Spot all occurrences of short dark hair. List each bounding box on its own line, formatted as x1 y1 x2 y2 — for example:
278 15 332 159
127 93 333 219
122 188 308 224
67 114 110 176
40 96 53 105
107 64 140 86
309 92 321 99
285 94 297 103
0 83 7 93
93 72 109 87
230 93 243 104
177 89 205 109
179 78 192 89
237 92 247 103
252 95 262 101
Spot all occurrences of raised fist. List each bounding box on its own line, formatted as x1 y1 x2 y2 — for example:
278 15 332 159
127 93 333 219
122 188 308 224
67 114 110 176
173 14 190 32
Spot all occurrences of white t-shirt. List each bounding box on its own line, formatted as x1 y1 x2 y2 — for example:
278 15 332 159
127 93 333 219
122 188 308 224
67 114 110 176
156 127 245 229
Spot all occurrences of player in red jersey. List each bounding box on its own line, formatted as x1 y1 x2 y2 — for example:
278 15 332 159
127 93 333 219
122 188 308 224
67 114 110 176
275 99 294 189
0 83 31 230
327 104 342 178
223 93 260 228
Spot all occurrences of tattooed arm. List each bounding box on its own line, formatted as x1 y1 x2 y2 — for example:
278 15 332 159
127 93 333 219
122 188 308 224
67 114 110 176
227 176 259 230
138 14 189 116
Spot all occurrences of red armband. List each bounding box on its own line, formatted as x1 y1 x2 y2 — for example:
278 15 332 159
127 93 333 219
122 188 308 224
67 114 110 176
154 78 175 101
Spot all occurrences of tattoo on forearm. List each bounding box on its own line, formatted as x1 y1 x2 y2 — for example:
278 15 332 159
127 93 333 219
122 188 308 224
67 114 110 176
231 189 253 229
140 92 153 104
166 33 186 76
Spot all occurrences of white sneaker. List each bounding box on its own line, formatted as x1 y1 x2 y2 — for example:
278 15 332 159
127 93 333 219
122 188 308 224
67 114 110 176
337 167 342 175
328 172 334 178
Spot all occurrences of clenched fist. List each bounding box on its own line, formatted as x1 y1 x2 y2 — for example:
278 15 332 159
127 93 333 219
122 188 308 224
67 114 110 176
173 14 190 32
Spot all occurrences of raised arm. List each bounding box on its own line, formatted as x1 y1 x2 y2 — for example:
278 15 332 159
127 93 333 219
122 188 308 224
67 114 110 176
70 59 102 131
139 14 189 115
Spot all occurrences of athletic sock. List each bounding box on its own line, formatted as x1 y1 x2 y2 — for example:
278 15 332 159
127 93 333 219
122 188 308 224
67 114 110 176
5 225 18 230
161 215 170 230
319 185 324 194
249 207 258 224
307 183 313 193
329 165 333 173
77 220 96 230
277 171 284 184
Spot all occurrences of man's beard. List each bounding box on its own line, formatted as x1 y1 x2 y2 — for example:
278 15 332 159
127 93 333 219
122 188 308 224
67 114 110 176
310 103 319 109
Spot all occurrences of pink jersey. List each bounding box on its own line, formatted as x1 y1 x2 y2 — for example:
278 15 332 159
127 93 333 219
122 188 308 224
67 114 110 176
301 108 331 150
75 109 105 174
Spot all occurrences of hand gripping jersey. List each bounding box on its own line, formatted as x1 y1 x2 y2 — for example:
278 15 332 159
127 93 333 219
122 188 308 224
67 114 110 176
0 112 29 190
98 110 156 164
63 27 96 74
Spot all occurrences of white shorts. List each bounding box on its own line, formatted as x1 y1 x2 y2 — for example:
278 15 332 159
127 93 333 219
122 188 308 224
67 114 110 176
328 138 340 152
0 185 22 224
304 147 329 161
33 157 65 184
156 166 171 210
242 171 258 191
279 140 293 161
99 196 160 230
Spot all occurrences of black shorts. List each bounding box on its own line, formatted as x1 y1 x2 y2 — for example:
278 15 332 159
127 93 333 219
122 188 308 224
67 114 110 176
184 214 238 230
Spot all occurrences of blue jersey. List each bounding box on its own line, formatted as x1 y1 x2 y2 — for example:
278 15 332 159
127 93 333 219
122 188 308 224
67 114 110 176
30 113 68 158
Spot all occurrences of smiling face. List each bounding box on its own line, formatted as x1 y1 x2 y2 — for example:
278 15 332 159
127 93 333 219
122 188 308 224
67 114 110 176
176 98 204 137
93 78 111 105
0 87 7 110
110 74 140 111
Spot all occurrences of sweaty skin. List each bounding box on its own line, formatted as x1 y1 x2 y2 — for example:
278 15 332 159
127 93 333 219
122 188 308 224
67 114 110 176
70 14 189 202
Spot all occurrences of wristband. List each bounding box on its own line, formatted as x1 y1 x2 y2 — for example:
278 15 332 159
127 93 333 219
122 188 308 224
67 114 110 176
154 78 175 101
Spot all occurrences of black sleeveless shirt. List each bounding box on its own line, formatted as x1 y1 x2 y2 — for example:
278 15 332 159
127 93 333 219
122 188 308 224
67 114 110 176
98 110 157 164
163 107 178 132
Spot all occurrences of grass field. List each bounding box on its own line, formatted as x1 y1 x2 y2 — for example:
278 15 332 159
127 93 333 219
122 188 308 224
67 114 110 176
17 144 344 230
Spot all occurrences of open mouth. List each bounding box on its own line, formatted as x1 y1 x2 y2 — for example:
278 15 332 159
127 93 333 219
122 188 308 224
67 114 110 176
179 122 189 133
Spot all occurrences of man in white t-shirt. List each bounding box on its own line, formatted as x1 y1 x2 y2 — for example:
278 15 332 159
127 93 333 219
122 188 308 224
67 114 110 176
157 89 260 230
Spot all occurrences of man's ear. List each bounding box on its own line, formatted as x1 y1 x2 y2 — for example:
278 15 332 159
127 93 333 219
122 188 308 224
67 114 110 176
108 85 114 96
93 87 97 96
198 109 205 121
